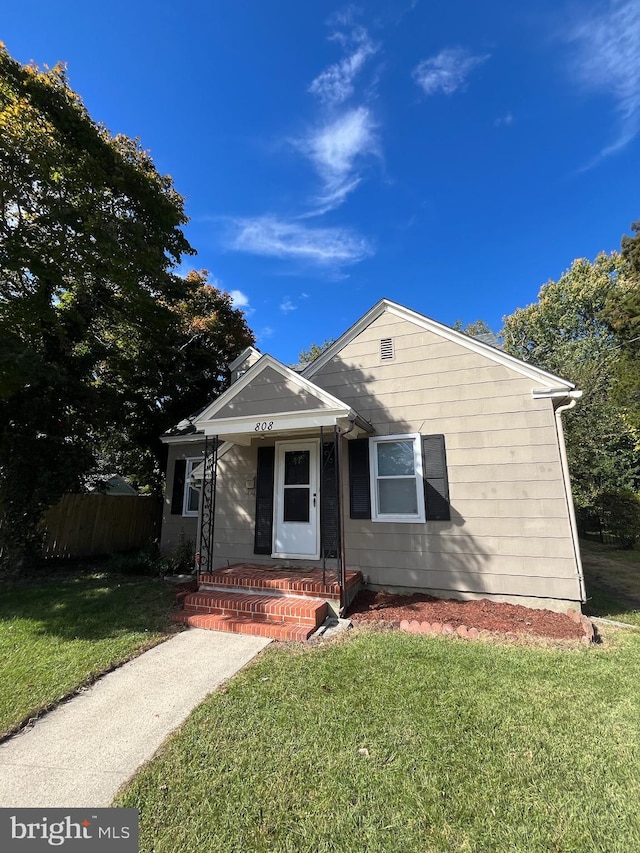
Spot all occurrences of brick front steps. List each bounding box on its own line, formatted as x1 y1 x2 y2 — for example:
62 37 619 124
171 612 319 642
199 565 362 605
171 565 362 642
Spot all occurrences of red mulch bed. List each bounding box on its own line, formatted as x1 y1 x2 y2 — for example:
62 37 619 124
347 590 584 640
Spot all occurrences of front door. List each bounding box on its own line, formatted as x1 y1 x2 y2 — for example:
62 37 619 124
273 440 319 558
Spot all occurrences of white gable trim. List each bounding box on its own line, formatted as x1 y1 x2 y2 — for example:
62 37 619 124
194 354 361 429
228 346 261 372
303 299 576 390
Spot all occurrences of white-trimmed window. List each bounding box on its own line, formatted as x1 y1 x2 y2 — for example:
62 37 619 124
369 434 426 523
182 458 201 517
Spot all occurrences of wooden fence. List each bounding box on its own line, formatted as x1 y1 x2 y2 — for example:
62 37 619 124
40 494 162 559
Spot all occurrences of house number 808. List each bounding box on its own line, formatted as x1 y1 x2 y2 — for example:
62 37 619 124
255 421 274 431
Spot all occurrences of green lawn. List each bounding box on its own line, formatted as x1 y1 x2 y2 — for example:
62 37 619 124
113 541 640 853
5 544 639 851
0 572 178 737
117 626 640 853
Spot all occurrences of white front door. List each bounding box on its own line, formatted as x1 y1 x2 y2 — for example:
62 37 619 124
273 440 319 558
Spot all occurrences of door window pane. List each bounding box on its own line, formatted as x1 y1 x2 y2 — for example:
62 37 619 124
378 479 418 515
377 441 415 476
284 488 310 522
284 451 310 485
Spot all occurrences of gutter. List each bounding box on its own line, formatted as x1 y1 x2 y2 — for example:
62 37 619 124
532 387 582 400
347 410 374 434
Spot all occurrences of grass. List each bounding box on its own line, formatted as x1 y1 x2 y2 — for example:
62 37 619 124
581 539 640 626
0 571 178 737
4 542 638 850
116 627 640 853
112 540 640 852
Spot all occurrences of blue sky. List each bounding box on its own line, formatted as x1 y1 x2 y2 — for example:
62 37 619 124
3 0 640 364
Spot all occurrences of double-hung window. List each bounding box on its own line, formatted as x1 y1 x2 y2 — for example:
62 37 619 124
369 434 426 523
182 458 201 517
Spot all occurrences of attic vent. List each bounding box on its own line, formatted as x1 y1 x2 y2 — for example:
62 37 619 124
380 338 394 361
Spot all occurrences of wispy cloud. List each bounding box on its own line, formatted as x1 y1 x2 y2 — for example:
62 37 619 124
229 289 249 308
567 0 640 161
297 106 379 214
301 10 380 213
309 25 377 106
413 47 489 96
326 4 361 30
224 8 378 269
228 216 373 266
280 299 297 313
494 112 514 128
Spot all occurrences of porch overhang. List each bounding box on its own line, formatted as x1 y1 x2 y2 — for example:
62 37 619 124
194 406 373 445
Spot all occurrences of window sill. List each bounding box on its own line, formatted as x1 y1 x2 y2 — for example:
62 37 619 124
371 514 426 524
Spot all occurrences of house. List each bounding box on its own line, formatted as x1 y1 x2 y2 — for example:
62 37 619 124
161 299 585 637
87 474 138 496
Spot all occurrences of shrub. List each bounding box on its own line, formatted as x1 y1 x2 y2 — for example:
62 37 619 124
107 545 163 576
102 536 195 577
157 535 196 575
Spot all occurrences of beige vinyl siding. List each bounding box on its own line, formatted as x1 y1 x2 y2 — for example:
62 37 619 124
350 529 574 557
160 441 205 552
215 366 333 418
312 312 582 606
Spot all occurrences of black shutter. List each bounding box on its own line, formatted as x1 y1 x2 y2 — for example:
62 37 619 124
170 459 186 515
254 446 275 554
422 435 450 521
349 438 371 519
321 442 339 558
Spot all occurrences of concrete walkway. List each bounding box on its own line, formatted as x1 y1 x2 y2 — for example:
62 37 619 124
0 629 270 808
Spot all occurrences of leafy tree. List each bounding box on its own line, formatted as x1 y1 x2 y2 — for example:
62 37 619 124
600 223 640 435
502 253 640 509
297 338 336 365
0 45 253 568
452 319 495 337
93 269 255 491
621 220 640 278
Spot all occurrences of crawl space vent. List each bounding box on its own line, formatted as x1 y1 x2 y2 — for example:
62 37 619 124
380 338 394 361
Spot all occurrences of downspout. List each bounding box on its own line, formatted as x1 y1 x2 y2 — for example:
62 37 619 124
554 396 587 604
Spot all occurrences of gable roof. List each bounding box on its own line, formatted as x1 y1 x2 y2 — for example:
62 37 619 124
193 354 372 438
302 298 576 392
